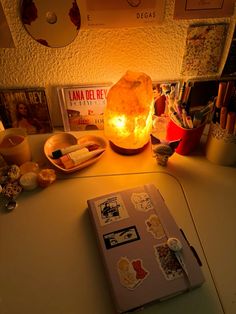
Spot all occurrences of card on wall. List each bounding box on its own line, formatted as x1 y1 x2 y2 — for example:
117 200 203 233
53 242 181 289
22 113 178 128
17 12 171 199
174 0 235 19
84 0 165 28
181 23 228 77
0 2 15 48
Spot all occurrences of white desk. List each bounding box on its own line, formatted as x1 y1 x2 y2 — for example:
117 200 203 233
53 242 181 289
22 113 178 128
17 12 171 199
0 130 235 314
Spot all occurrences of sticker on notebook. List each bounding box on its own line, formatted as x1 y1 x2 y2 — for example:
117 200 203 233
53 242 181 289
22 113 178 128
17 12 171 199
131 192 154 212
95 194 129 226
117 257 149 290
103 226 140 249
145 214 166 239
154 243 183 280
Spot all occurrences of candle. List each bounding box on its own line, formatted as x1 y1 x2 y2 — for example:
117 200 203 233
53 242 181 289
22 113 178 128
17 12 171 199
0 128 31 165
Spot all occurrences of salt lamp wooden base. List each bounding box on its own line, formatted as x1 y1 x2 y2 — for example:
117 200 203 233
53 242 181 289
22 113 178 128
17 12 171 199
109 141 149 155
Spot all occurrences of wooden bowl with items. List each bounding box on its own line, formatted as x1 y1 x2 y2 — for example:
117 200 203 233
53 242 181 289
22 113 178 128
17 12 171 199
44 133 107 173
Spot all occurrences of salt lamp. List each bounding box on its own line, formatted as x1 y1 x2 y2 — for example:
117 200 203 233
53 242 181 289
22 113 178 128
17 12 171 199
104 71 154 155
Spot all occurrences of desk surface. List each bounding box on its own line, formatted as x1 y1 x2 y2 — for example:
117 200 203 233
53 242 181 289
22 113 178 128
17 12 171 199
1 130 236 314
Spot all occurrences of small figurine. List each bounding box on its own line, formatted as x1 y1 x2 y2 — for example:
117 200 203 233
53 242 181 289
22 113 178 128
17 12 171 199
150 134 181 166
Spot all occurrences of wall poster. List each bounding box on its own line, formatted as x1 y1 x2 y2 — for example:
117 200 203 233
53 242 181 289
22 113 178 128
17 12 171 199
174 0 235 19
181 23 228 77
83 0 165 28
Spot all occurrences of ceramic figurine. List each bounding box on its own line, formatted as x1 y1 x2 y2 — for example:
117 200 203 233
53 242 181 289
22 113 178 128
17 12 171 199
150 134 181 166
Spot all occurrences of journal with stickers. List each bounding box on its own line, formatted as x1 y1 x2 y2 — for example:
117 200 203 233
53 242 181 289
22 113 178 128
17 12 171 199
87 184 204 313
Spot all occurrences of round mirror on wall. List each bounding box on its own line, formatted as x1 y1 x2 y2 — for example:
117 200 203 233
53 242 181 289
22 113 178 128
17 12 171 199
20 0 81 48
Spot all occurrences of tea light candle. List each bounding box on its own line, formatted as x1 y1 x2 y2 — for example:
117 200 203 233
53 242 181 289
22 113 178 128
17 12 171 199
0 128 32 166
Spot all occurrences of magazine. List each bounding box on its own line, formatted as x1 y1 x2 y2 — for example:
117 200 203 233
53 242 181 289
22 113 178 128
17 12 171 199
57 84 112 131
0 88 53 135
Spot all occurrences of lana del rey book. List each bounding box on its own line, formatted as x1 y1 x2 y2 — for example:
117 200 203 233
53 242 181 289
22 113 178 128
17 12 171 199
0 87 53 135
57 83 112 131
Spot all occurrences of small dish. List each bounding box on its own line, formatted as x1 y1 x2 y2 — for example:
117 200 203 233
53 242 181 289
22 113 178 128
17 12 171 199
44 133 107 173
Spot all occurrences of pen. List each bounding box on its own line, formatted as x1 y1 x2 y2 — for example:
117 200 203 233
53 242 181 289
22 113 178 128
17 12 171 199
186 116 193 129
220 107 227 129
51 141 97 158
226 112 236 134
60 148 105 169
169 105 176 114
175 100 183 116
167 94 175 109
222 81 234 108
200 100 214 115
228 86 236 112
213 82 227 123
171 112 184 127
178 82 186 102
182 82 192 104
215 82 227 108
181 108 188 128
169 104 183 121
193 111 203 128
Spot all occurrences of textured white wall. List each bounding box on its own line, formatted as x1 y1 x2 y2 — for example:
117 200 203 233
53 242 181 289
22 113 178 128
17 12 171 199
0 0 235 125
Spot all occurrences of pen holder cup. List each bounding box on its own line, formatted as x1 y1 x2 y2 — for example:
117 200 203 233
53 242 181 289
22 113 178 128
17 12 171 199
205 123 236 166
166 119 206 155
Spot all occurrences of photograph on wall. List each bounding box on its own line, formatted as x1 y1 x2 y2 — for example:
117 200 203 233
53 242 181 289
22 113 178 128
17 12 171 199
0 88 53 134
181 23 228 77
174 0 235 19
57 84 112 131
84 0 165 28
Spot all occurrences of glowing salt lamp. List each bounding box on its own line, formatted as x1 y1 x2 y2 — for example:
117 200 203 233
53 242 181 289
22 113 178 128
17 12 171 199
104 71 154 155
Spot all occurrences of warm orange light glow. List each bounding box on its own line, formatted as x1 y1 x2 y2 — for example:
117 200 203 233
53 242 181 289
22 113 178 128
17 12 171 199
111 115 126 129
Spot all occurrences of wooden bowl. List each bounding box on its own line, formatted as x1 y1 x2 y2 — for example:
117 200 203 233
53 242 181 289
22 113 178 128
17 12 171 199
44 133 107 173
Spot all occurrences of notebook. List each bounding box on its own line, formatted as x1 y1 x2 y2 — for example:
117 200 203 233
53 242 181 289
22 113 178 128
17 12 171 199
87 184 204 313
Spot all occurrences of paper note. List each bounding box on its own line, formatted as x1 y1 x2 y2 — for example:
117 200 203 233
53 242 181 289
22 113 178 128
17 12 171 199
174 0 235 19
181 24 228 76
84 0 165 28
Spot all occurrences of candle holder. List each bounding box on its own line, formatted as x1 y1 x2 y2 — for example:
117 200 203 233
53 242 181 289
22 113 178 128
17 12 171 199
104 71 154 155
0 128 31 165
